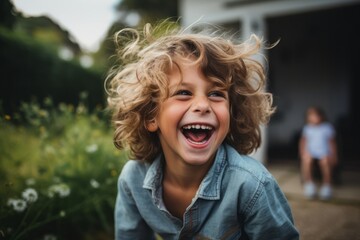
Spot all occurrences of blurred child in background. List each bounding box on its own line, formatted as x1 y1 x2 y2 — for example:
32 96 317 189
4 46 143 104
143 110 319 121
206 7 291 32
299 106 337 200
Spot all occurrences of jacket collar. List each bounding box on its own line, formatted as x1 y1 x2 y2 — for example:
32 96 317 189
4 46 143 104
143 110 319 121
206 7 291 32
142 144 227 200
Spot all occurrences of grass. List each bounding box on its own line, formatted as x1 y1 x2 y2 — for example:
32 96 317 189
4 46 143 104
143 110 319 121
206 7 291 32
0 95 127 240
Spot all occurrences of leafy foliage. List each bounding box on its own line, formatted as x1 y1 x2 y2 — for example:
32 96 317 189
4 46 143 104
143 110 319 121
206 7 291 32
93 0 179 71
0 27 104 114
14 15 81 55
0 0 17 29
91 21 128 71
0 95 126 240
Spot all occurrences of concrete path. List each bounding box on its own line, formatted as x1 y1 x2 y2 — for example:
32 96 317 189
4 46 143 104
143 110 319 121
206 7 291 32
267 161 360 240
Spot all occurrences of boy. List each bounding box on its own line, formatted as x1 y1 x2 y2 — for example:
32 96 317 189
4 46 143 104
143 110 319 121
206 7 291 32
106 23 299 239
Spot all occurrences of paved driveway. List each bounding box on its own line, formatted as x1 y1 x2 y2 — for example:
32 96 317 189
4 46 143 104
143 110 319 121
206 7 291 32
267 161 360 240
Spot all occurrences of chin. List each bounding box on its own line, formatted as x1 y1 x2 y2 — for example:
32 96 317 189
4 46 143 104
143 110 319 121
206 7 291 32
182 152 216 166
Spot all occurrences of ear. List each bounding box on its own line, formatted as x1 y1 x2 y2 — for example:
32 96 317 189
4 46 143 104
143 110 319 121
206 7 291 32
146 119 158 132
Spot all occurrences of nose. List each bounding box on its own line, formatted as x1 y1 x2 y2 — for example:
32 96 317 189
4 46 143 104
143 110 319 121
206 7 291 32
191 95 211 114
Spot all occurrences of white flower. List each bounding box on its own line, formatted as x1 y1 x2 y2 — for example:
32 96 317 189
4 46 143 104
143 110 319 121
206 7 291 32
90 179 100 189
57 184 71 197
25 178 36 186
7 198 16 206
8 199 27 212
85 144 98 153
59 210 66 217
47 183 71 198
22 188 38 203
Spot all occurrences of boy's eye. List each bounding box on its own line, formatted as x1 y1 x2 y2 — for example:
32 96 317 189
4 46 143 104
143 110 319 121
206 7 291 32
175 90 192 96
208 91 226 98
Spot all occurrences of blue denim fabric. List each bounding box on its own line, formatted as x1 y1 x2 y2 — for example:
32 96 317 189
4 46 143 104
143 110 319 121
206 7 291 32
115 144 299 240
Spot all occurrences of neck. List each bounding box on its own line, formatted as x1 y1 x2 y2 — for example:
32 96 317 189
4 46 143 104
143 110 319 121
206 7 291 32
163 156 215 190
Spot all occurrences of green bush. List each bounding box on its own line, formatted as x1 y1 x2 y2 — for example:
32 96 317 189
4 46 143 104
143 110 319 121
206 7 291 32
0 95 126 240
0 27 105 114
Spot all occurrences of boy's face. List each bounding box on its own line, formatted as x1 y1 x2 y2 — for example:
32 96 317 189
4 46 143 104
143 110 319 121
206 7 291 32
148 58 230 166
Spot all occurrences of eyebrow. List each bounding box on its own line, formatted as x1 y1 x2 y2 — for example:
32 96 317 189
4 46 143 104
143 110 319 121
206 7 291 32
168 80 190 89
169 81 228 92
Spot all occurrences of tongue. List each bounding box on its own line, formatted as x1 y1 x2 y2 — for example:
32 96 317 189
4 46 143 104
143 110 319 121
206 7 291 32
185 131 208 142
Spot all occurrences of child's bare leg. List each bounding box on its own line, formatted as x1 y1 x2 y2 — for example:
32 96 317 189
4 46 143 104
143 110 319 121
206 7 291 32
301 153 316 199
301 154 313 183
318 157 333 200
319 157 332 185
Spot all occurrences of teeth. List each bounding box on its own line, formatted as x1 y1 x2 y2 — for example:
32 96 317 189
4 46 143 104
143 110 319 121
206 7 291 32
187 139 208 145
182 124 213 130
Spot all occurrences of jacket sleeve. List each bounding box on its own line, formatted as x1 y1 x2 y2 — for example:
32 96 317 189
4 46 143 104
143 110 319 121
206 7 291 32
241 174 300 240
115 175 155 240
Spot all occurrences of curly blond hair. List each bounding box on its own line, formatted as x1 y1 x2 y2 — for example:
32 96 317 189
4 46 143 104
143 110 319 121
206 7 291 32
106 22 275 162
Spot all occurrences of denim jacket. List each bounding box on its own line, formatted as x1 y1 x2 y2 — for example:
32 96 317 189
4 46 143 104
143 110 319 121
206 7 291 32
115 144 299 240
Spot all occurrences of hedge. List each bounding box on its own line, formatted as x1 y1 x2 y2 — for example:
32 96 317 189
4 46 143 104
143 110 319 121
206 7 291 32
0 28 106 114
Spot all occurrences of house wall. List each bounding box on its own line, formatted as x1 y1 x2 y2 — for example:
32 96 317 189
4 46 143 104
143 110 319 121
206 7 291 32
266 5 360 160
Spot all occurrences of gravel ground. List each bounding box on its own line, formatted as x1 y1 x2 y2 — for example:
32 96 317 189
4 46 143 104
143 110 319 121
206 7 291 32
267 161 360 240
288 197 360 240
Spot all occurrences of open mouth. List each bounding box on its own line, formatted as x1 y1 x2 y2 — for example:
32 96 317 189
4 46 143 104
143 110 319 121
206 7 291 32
181 124 214 145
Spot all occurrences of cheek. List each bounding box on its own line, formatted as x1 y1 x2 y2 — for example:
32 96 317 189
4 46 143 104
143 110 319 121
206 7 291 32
158 101 186 125
216 105 231 130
